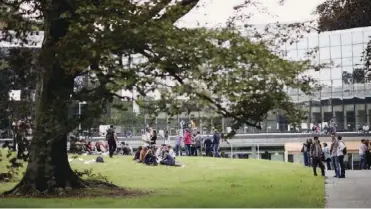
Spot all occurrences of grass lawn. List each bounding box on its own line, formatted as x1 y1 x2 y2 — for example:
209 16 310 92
0 155 324 208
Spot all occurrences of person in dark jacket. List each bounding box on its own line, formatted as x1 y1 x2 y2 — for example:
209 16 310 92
150 129 157 145
204 136 213 157
160 150 176 166
106 125 117 158
133 146 142 161
213 130 221 157
310 137 325 176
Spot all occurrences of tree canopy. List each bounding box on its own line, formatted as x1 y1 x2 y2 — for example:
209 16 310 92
315 0 371 31
0 0 316 195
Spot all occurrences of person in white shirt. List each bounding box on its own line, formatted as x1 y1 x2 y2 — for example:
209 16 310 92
330 135 339 177
329 118 337 134
141 128 152 146
359 139 368 169
337 136 346 178
322 142 331 170
363 124 370 134
167 145 176 159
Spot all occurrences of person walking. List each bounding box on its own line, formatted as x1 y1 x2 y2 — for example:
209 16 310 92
310 137 325 176
106 125 117 158
194 131 203 156
213 130 221 157
359 139 368 170
330 135 339 177
174 130 183 156
337 136 347 178
183 129 192 156
322 142 331 170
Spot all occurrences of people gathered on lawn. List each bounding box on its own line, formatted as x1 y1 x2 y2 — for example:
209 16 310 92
69 123 225 164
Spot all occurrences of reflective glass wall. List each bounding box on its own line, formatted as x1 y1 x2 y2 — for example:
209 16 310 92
271 26 371 132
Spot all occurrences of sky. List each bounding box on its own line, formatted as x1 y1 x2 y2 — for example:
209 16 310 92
177 0 325 27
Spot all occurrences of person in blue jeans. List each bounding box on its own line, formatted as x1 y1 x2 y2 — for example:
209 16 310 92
330 135 339 177
359 139 367 169
174 131 183 156
302 140 309 166
213 130 221 157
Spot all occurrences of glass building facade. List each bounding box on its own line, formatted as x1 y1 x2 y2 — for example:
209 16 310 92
263 26 371 133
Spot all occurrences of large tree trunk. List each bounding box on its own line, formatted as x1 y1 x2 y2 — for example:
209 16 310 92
5 63 86 195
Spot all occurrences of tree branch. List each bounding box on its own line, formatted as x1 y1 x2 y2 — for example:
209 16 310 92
158 0 200 24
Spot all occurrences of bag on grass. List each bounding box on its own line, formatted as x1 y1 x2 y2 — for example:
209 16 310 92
96 156 104 163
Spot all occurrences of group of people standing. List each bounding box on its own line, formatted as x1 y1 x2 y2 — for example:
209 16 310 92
302 135 347 178
174 129 222 157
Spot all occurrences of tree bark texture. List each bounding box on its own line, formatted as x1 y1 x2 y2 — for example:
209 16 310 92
5 65 86 195
5 3 86 194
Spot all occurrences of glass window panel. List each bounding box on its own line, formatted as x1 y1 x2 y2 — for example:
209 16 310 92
296 38 308 50
306 48 318 60
342 57 353 67
285 42 296 50
332 58 342 68
353 56 363 68
297 49 309 60
319 47 330 60
362 29 371 42
320 68 331 80
330 33 341 46
352 31 364 45
352 44 365 58
320 80 332 99
354 83 365 98
331 67 342 80
332 79 342 89
332 83 343 99
286 49 298 60
342 66 353 86
341 44 353 58
340 32 352 46
320 58 331 64
330 46 342 59
308 35 319 48
306 69 320 80
365 83 371 94
319 34 330 47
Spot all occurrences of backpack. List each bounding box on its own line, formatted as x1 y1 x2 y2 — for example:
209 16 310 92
343 146 347 155
106 129 114 141
96 156 104 163
341 141 347 155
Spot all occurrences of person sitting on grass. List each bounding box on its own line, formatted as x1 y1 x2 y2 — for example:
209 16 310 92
155 144 166 160
167 145 176 159
138 146 148 163
134 146 142 161
160 150 183 167
143 147 158 166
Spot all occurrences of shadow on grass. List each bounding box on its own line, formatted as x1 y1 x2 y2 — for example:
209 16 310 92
0 168 150 199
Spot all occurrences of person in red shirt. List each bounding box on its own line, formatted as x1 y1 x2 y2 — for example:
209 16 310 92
183 129 192 156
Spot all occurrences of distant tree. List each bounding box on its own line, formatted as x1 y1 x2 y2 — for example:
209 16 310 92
315 0 371 32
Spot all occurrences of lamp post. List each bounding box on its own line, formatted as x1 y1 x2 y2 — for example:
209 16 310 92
78 101 87 134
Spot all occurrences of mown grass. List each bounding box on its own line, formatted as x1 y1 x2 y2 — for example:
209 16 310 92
0 152 324 208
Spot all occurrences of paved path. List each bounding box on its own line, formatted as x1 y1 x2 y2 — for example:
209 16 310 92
325 170 371 208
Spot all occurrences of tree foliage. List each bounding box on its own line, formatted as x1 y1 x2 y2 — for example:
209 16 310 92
0 0 316 195
315 0 371 31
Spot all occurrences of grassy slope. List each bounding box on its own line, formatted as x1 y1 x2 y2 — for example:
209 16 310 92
0 155 324 208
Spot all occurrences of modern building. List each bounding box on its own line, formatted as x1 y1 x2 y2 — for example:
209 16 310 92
268 26 371 132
